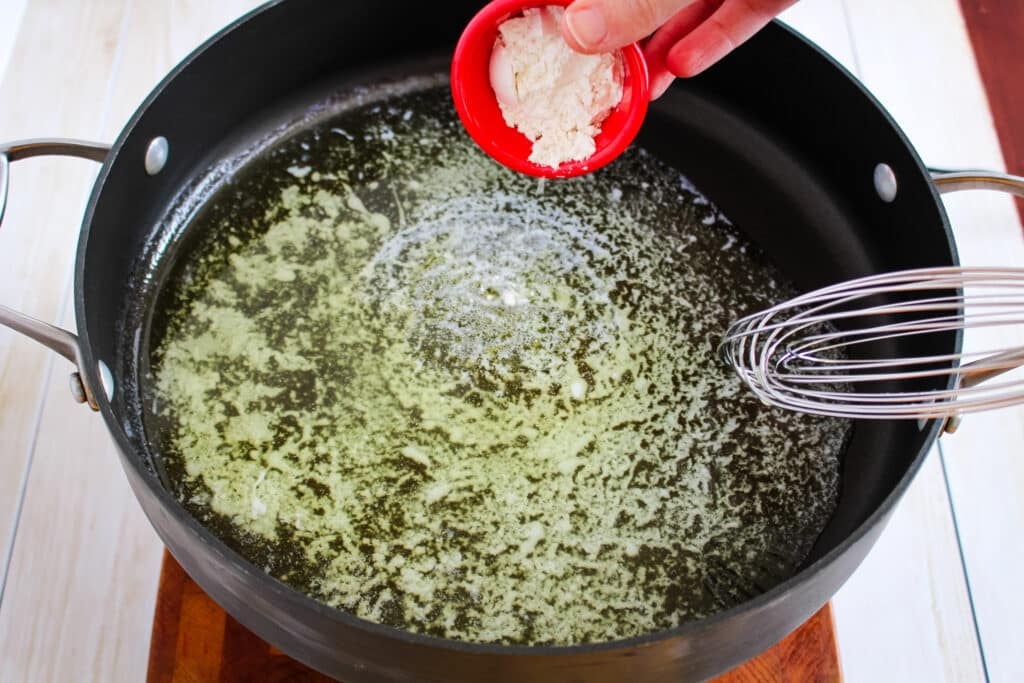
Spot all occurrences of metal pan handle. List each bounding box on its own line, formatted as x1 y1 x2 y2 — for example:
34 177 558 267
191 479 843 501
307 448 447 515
0 139 111 410
932 170 1024 197
931 169 1024 432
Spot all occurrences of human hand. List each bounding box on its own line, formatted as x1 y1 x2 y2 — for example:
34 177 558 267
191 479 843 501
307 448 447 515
560 0 799 99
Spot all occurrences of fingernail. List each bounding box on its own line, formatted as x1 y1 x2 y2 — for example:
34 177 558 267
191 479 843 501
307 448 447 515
565 6 607 50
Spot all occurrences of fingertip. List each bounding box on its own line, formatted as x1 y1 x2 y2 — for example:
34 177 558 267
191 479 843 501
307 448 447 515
666 42 713 78
649 71 676 100
644 54 675 100
562 4 609 54
560 20 591 53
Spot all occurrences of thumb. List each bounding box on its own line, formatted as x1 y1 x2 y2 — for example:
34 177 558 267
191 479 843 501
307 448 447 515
562 0 698 54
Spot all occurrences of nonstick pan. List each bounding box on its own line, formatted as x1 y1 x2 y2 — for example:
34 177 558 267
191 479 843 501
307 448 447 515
1 1 1020 681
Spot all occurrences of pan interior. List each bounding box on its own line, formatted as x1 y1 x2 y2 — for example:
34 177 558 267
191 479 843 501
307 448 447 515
135 69 851 646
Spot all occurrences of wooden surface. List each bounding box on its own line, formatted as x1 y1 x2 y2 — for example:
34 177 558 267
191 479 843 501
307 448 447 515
960 0 1024 222
0 1 1021 681
147 552 840 683
147 554 335 683
0 2 265 681
836 2 1024 682
947 7 1024 671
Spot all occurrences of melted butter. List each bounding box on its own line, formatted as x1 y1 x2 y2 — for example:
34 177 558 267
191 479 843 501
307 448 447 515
147 83 850 646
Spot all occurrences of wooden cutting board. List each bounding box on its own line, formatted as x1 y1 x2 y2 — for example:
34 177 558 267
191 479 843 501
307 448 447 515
147 552 841 682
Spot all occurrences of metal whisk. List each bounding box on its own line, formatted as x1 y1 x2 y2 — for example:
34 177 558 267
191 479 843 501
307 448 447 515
720 266 1024 421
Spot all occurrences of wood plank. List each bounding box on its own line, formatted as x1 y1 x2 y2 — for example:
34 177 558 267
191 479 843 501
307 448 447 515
959 0 1024 224
0 0 130 601
96 0 266 137
936 189 1024 682
147 552 840 683
778 0 858 74
0 1 264 680
843 0 1008 171
839 1 1024 679
0 288 164 681
0 0 28 83
832 450 986 682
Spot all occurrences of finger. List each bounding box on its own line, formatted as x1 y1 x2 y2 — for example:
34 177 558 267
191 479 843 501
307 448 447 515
648 67 677 101
561 0 699 54
643 0 720 98
665 0 797 77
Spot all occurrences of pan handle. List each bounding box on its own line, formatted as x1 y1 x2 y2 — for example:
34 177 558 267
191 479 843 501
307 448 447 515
932 170 1024 197
0 139 112 411
930 169 1024 433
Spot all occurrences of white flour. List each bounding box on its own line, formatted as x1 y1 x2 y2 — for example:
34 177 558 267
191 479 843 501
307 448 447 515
490 6 623 168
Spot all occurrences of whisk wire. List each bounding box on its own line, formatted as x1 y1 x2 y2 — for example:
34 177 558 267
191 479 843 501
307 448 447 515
720 266 1024 420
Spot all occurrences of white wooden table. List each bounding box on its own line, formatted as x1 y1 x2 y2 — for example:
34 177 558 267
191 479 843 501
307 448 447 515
1 1 1021 681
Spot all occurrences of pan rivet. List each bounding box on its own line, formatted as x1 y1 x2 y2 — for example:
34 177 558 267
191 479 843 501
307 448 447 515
145 136 169 176
874 163 898 202
69 372 87 404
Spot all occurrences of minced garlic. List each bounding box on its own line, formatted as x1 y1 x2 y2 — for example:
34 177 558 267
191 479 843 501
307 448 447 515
489 6 624 168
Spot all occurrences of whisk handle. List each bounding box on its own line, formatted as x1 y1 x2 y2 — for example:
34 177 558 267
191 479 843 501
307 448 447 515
932 171 1024 198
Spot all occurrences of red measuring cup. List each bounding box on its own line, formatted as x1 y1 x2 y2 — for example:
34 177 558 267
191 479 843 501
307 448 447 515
451 0 650 179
